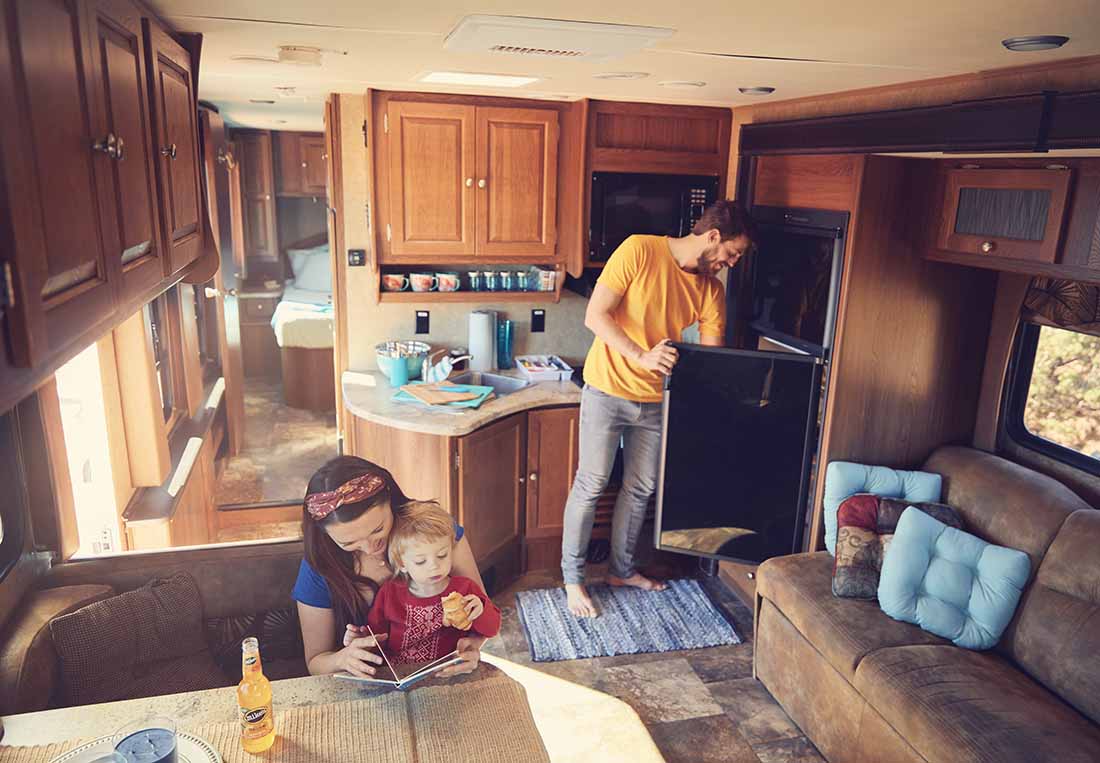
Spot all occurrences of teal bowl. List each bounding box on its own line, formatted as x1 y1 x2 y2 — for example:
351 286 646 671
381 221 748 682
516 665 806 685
376 341 429 383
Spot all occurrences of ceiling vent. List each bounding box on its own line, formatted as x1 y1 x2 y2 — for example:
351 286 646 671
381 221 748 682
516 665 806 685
445 15 674 62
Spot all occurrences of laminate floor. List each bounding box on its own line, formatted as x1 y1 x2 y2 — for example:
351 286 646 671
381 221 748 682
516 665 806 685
488 568 825 763
213 378 337 508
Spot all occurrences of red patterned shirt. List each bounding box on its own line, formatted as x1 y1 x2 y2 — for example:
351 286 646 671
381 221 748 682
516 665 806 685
366 576 501 664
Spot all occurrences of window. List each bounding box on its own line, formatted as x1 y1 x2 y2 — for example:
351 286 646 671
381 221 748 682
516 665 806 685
146 297 175 423
0 410 29 579
1005 322 1100 473
192 284 221 383
55 344 123 556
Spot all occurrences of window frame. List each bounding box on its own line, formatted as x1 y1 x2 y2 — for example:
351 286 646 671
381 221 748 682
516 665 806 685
0 409 30 581
1002 320 1100 477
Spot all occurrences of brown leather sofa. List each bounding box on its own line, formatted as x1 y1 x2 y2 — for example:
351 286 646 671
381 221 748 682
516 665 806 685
754 446 1100 763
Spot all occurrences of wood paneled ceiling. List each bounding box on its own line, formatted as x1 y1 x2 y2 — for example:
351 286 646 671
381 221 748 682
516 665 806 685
150 0 1100 130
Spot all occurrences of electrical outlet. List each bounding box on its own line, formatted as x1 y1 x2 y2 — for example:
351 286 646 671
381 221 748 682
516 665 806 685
531 309 546 333
415 310 430 334
347 249 366 267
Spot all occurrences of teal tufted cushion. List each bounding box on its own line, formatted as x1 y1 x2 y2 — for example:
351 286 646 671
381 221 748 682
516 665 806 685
823 461 942 554
878 508 1031 650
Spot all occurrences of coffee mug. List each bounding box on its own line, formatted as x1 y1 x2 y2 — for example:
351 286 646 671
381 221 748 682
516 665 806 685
381 274 409 291
410 273 437 292
437 273 460 292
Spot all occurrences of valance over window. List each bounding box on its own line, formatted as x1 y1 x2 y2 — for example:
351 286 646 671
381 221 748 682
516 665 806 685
1023 278 1100 337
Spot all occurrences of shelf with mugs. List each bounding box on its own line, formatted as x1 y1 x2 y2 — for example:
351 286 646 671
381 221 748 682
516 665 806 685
375 264 565 304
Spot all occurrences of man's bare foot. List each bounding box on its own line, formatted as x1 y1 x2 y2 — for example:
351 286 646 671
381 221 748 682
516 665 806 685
609 573 668 592
565 583 598 617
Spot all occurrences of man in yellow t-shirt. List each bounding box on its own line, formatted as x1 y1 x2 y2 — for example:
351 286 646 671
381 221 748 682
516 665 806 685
563 201 756 617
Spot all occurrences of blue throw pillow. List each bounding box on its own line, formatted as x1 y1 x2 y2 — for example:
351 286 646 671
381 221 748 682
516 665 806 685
823 461 942 554
878 507 1030 650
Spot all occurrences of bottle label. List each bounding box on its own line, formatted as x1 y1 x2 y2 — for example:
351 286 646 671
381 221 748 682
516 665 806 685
240 704 273 738
243 655 258 667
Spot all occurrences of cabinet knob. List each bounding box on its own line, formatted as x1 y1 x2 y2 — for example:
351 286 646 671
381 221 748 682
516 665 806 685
478 178 486 189
981 240 996 253
92 133 120 159
465 177 474 188
301 161 308 168
161 143 177 160
529 472 537 482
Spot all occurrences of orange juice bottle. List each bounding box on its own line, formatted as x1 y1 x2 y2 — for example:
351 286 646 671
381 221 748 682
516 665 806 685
238 637 276 753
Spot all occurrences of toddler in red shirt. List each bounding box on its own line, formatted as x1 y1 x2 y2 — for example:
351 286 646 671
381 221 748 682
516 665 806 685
366 501 501 664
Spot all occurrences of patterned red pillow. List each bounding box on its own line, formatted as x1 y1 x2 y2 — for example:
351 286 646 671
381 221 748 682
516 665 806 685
832 495 963 599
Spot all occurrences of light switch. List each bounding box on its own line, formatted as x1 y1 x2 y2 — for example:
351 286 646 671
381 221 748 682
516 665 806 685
415 310 430 334
531 309 546 333
347 249 366 267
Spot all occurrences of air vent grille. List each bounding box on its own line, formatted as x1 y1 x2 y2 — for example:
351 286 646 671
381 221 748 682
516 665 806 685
489 44 584 57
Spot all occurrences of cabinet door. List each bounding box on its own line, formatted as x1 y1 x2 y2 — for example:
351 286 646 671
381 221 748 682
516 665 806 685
0 0 119 364
525 407 579 539
300 135 327 195
476 107 559 258
274 131 303 195
456 413 527 563
144 19 203 274
937 168 1072 263
386 101 476 257
88 0 164 299
238 131 279 260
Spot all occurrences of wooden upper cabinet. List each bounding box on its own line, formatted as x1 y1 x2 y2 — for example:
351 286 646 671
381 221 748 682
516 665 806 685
144 18 203 275
0 0 118 365
387 101 477 257
589 101 731 176
237 131 279 260
88 0 163 299
935 168 1072 264
274 131 326 197
300 135 327 195
455 413 527 563
476 107 558 258
525 406 579 539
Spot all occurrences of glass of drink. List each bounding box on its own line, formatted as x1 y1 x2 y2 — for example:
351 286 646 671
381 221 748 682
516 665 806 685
60 747 127 763
483 271 499 292
515 271 531 292
497 319 515 370
467 271 482 291
113 717 178 763
499 271 514 291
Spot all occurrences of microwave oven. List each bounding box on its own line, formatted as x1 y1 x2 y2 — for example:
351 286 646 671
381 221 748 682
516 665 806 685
589 171 720 262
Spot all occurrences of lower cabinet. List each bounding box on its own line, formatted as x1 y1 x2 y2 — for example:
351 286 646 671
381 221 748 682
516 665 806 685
238 292 281 377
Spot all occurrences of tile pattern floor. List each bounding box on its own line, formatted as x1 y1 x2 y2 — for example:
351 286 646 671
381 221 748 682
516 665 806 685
488 568 826 763
213 378 338 507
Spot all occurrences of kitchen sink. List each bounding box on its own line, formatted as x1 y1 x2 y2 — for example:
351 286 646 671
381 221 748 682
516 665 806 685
447 371 531 397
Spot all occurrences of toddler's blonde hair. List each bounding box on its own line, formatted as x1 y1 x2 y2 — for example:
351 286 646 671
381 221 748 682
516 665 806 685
388 500 456 573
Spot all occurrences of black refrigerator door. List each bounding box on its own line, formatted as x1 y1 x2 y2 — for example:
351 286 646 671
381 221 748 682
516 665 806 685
655 343 822 565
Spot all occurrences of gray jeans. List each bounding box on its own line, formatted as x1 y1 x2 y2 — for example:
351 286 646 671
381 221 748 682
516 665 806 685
561 385 663 584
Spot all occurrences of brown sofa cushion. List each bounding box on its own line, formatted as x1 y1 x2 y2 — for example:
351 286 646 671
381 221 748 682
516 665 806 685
49 573 216 706
207 605 305 681
1010 510 1100 725
855 644 1100 763
0 585 113 715
757 551 946 681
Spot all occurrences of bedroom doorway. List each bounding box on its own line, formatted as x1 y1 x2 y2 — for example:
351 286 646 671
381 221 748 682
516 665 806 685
201 108 339 542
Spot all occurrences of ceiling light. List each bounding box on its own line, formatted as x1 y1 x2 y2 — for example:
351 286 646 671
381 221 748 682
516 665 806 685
593 72 649 80
418 71 540 88
249 99 276 104
658 80 706 89
274 86 298 98
1001 35 1069 52
739 86 776 95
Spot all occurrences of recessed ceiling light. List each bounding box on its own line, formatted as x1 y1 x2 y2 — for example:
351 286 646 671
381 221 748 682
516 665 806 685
275 120 288 124
739 86 776 95
658 80 706 89
593 72 649 80
1001 35 1069 52
418 71 540 88
249 99 276 104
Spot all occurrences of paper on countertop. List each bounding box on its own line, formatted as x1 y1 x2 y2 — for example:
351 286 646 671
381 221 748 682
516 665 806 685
343 370 377 388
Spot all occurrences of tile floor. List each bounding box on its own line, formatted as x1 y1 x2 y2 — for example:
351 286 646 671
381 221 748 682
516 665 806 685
487 568 825 763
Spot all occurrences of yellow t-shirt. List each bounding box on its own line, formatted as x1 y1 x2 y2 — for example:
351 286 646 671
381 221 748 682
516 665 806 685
584 235 726 403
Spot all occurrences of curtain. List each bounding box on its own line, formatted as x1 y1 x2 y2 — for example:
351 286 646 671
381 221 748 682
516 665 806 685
1022 277 1100 337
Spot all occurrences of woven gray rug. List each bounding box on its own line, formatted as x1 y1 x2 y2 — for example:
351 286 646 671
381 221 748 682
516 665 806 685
514 579 741 662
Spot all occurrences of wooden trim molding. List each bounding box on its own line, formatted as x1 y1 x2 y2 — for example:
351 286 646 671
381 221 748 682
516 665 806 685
112 310 171 486
37 378 80 560
95 334 136 548
973 273 1032 451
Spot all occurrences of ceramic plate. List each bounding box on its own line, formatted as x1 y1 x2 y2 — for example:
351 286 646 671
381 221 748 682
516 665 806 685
50 731 221 763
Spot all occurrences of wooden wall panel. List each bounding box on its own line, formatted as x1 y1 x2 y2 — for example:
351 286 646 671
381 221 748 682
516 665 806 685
752 155 863 211
112 310 171 485
351 415 453 513
808 156 998 550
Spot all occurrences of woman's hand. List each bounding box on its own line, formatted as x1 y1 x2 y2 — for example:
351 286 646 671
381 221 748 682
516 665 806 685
338 632 388 678
436 635 486 678
462 594 484 622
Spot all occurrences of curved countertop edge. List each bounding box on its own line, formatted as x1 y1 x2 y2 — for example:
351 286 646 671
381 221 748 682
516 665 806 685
342 370 583 437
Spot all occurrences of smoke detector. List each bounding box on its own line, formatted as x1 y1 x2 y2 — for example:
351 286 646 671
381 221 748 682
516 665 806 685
444 15 674 61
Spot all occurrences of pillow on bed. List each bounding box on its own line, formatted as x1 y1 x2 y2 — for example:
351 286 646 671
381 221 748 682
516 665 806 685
288 244 328 281
293 250 332 291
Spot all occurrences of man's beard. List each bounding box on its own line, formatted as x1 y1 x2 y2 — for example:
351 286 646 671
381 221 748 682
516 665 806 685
692 245 723 275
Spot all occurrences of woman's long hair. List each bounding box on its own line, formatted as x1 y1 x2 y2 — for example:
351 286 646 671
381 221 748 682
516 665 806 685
302 457 412 633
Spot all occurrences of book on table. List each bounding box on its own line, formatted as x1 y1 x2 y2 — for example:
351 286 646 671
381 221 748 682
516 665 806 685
334 625 462 690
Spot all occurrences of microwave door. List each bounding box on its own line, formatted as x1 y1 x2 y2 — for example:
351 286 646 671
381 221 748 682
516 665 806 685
654 343 821 565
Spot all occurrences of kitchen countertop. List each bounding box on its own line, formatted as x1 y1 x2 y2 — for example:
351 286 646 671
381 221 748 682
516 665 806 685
342 369 582 437
0 658 664 763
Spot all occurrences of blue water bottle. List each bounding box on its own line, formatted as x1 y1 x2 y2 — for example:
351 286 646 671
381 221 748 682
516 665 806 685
496 319 514 370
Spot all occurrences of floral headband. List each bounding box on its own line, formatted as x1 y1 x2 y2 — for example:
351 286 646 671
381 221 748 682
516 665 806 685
305 474 386 521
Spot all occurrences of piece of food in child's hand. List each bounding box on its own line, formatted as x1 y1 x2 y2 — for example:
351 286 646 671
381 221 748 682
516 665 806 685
441 591 473 630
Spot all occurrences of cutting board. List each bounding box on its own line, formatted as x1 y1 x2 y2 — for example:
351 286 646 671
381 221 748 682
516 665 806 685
393 382 495 409
400 383 480 405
